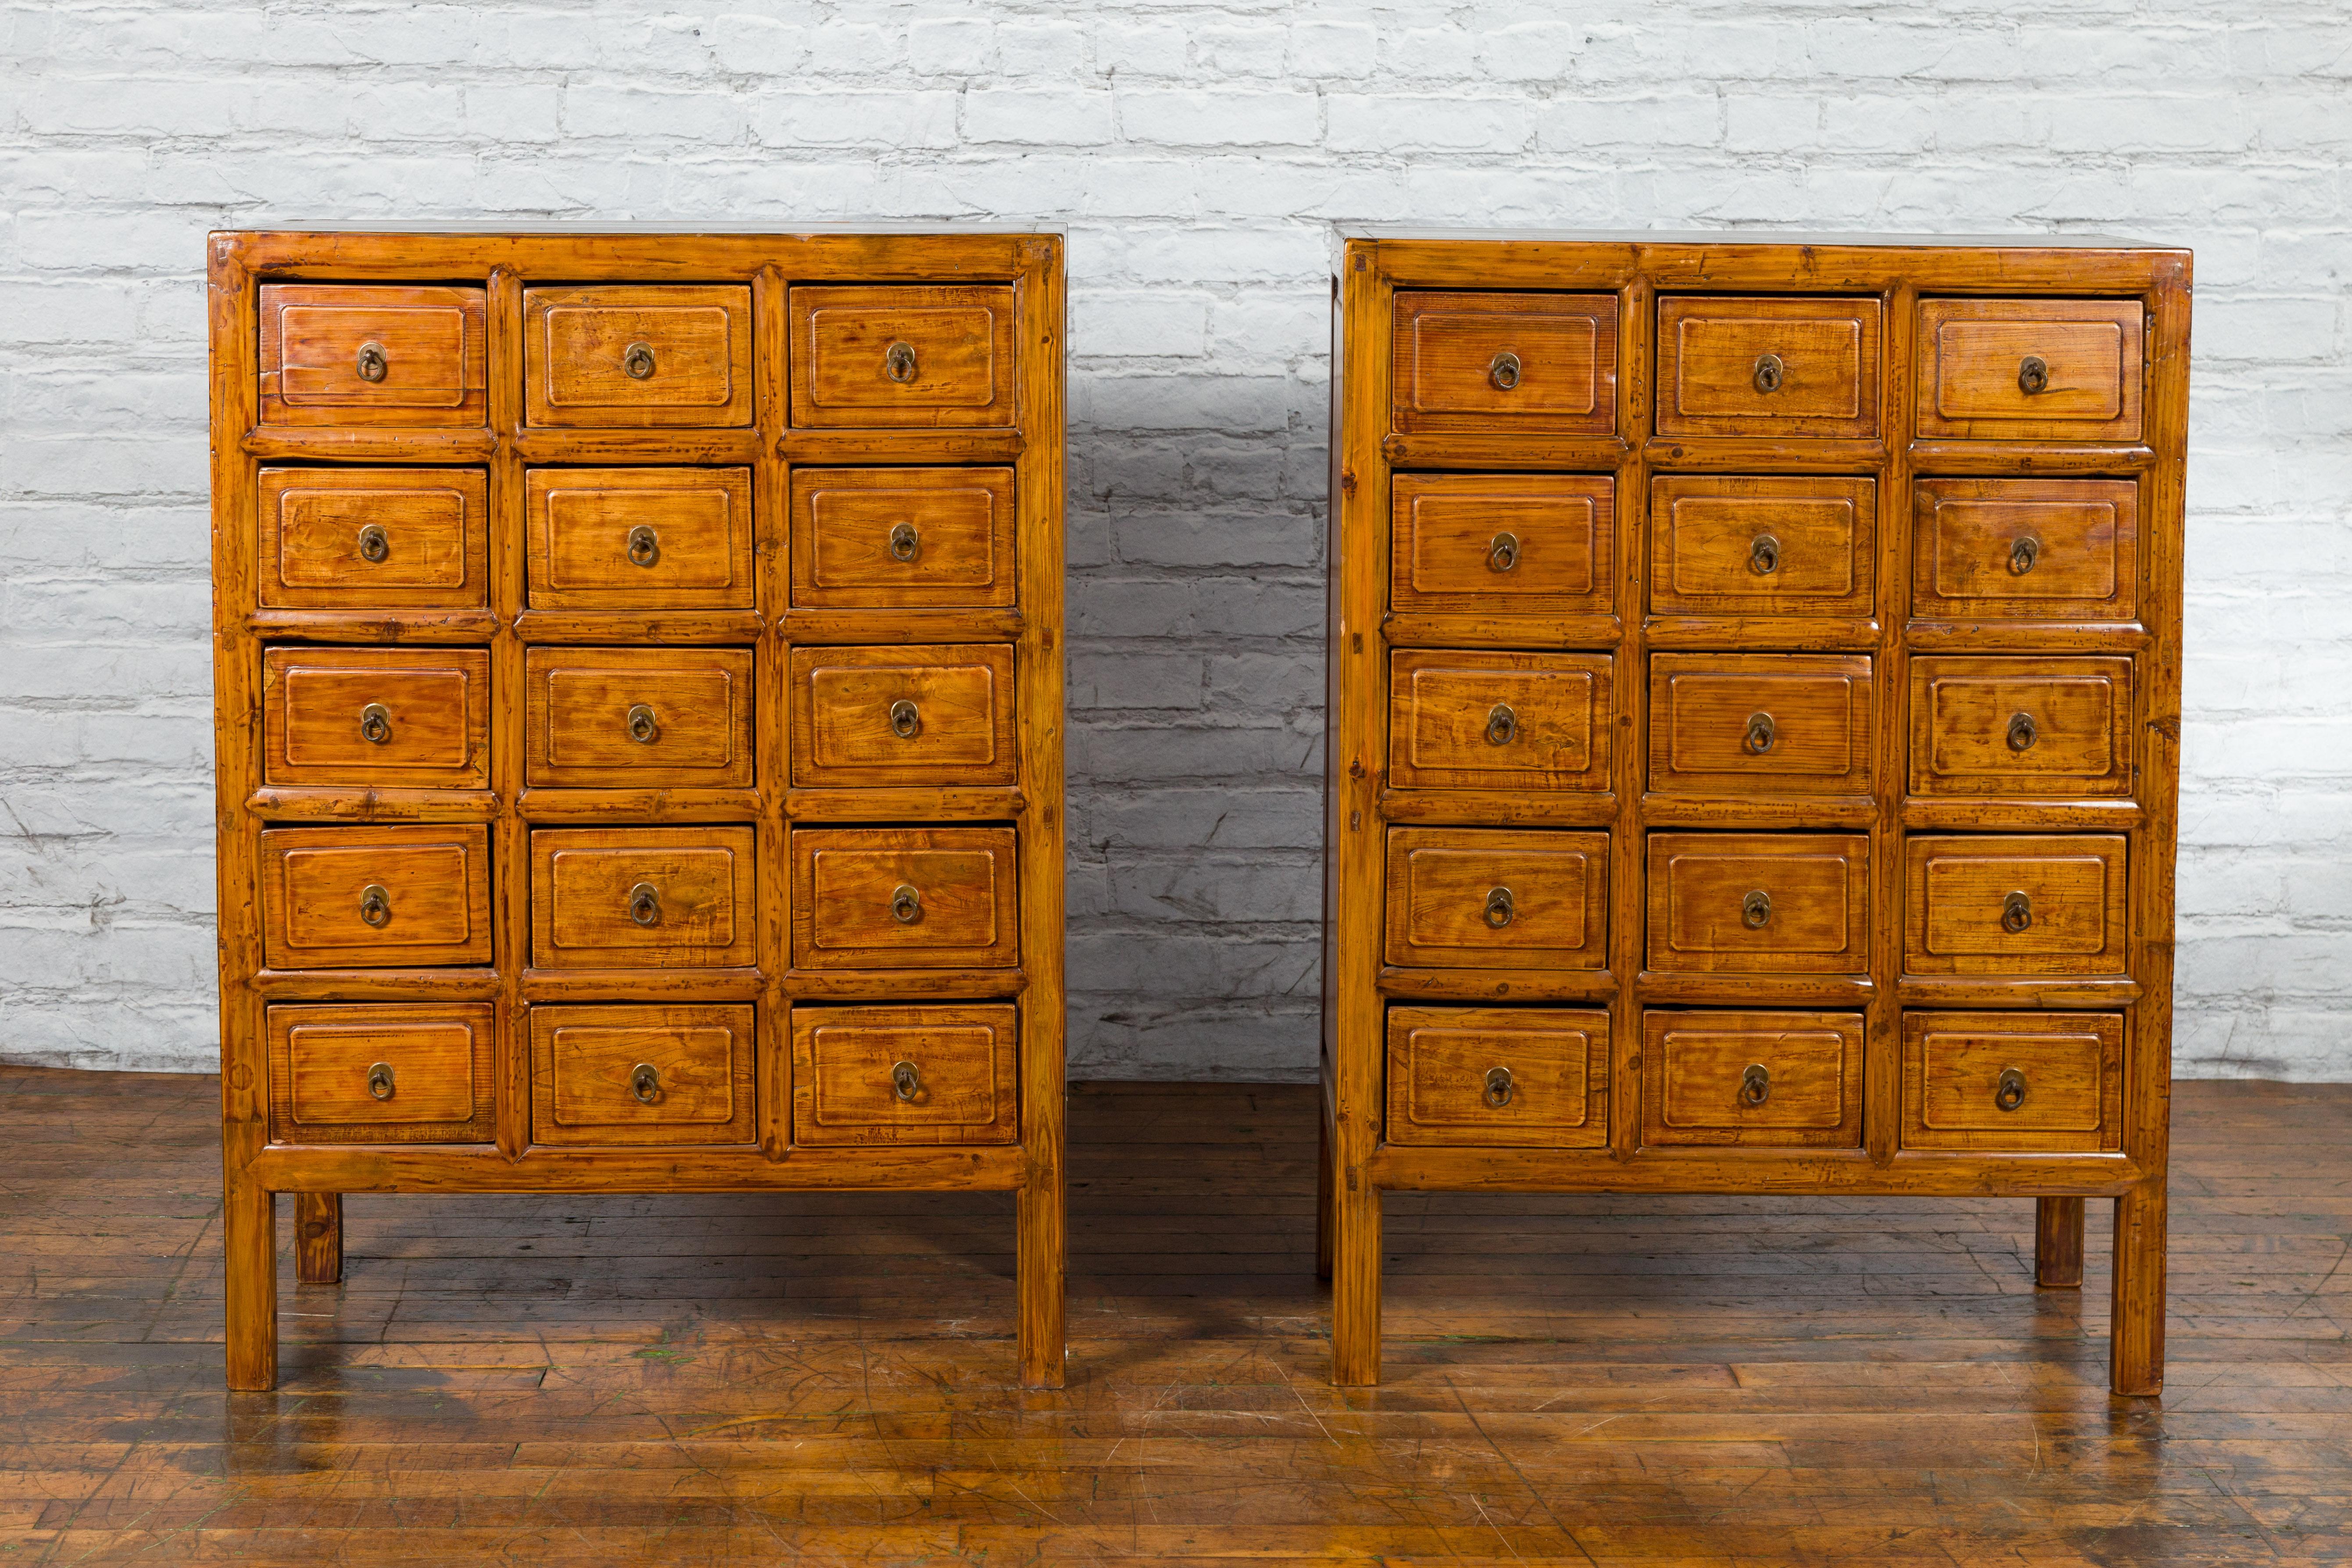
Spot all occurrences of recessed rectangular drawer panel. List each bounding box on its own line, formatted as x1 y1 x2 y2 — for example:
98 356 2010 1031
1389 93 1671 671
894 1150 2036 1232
1641 1010 1863 1148
790 466 1017 610
1902 1010 2123 1152
1648 476 1876 616
1655 297 1883 440
1916 300 2144 442
1385 1006 1609 1149
258 285 487 426
791 827 1017 971
789 644 1016 788
1906 834 2127 976
1912 479 2138 623
1389 474 1615 618
1646 833 1870 975
789 285 1018 428
1387 650 1612 793
267 1002 494 1144
1909 656 2134 798
526 467 754 611
1391 291 1619 435
530 827 756 970
1648 654 1872 797
791 1003 1019 1146
261 647 490 788
529 1003 755 1146
1383 827 1608 970
524 648 755 789
524 286 752 428
260 825 491 969
258 467 488 609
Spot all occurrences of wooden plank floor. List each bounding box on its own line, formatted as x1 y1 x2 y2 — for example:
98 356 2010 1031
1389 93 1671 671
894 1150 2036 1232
4 1069 2351 1565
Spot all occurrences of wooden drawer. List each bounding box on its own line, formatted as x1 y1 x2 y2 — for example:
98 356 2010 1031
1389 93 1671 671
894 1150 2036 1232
789 644 1015 788
1640 1010 1863 1148
1385 1006 1608 1149
258 284 486 426
1656 297 1883 440
1389 474 1615 618
789 285 1018 428
1916 300 2144 442
791 827 1018 971
1387 650 1612 793
259 825 491 970
258 467 488 609
530 827 756 970
525 467 755 611
523 286 752 428
1901 1010 2123 1152
1912 479 2138 623
529 1004 755 1146
1909 656 2134 798
791 1003 1018 1146
790 466 1017 610
267 1002 494 1144
1905 834 2128 977
1648 654 1872 798
523 647 755 789
1648 476 1876 617
1382 828 1607 970
1645 833 1870 976
1391 291 1618 435
261 647 490 789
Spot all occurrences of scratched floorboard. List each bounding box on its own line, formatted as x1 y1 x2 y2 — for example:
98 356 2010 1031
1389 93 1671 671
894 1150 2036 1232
3 1069 2350 1564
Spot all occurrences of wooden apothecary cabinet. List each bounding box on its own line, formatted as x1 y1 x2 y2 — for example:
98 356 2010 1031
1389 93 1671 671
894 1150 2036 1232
1321 231 2188 1394
211 229 1067 1389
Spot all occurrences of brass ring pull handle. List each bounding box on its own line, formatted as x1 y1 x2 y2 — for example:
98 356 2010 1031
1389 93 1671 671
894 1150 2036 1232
1741 888 1772 929
1749 533 1781 575
1487 350 1522 391
1485 703 1517 746
1995 1067 2028 1112
1740 1062 1771 1107
357 524 389 563
358 884 391 928
1752 353 1785 394
354 341 388 383
2009 534 2041 575
1483 1065 1514 1109
890 884 921 924
366 1061 395 1101
2007 711 2039 752
1486 531 1520 573
630 1063 661 1104
358 703 392 745
2001 890 2034 934
889 699 921 740
627 883 660 927
1744 711 1776 754
626 525 659 568
884 340 919 383
892 1059 921 1102
623 341 656 380
2018 355 2050 396
626 704 659 745
888 522 920 562
1483 886 1514 929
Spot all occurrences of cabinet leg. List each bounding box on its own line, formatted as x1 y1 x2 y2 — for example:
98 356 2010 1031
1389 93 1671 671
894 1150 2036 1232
2110 1181 2168 1396
295 1192 343 1285
1330 1175 1382 1387
224 1179 278 1392
1315 1105 1335 1283
1016 1183 1065 1390
2035 1196 2084 1288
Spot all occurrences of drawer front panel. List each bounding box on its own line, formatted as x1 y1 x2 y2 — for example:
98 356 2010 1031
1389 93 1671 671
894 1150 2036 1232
791 827 1017 970
530 827 756 970
526 467 755 611
1910 656 2134 798
1656 297 1883 440
1388 650 1612 793
789 285 1018 428
258 467 488 608
789 644 1016 788
261 825 492 969
1389 474 1615 617
1391 291 1619 434
258 284 487 426
790 466 1017 610
1901 1010 2123 1152
529 1003 755 1146
1648 655 1872 797
1648 476 1876 616
268 1002 494 1143
791 1003 1019 1146
524 286 752 427
524 648 755 788
1383 828 1607 970
1385 1006 1609 1149
1917 300 2144 441
1906 834 2127 976
1912 479 2138 623
262 648 490 788
1646 833 1870 975
1641 1010 1863 1148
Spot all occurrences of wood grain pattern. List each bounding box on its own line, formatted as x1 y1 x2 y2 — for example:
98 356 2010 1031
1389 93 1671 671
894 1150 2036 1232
790 1002 1020 1146
1384 1005 1608 1148
260 646 490 788
527 1002 757 1146
789 465 1018 609
266 1001 496 1144
258 823 493 970
1909 655 2135 798
789 284 1018 428
1389 473 1616 619
258 466 489 608
788 643 1016 788
1911 477 2139 623
1904 833 2129 977
1391 290 1619 434
1655 296 1883 439
1916 298 2144 441
524 466 755 611
1382 826 1608 970
1648 474 1876 617
1645 832 1872 976
528 826 758 970
523 646 756 789
258 283 487 426
1639 1009 1865 1149
789 825 1018 971
1647 652 1873 797
1901 1010 2124 1153
1387 648 1612 792
523 285 753 428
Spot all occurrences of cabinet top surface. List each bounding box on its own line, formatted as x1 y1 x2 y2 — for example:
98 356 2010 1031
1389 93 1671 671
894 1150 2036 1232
1334 225 2187 266
214 222 1067 238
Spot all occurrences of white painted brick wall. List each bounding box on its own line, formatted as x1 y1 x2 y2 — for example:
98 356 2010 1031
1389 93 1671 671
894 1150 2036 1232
2 0 2347 1081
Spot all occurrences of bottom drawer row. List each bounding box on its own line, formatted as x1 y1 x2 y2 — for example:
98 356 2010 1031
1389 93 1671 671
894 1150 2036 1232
264 1002 1020 1149
1386 1007 2124 1154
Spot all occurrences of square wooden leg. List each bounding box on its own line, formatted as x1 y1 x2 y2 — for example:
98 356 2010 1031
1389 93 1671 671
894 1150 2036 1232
224 1179 277 1392
1330 1174 1382 1387
1017 1183 1064 1390
295 1192 343 1285
2110 1181 2168 1396
2035 1196 2084 1288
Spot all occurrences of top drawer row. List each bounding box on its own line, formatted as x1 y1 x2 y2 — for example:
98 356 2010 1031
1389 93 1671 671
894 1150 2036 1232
256 284 1019 430
1393 293 2145 444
